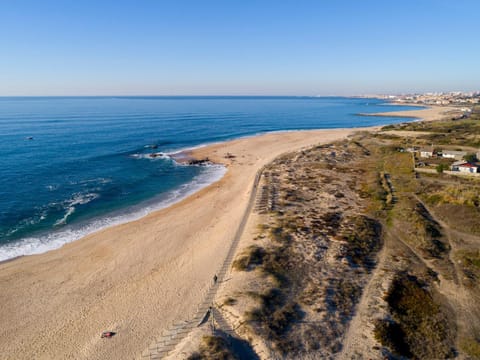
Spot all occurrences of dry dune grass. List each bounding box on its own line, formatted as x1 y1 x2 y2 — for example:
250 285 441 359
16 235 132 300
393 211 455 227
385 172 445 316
200 123 479 359
223 140 387 358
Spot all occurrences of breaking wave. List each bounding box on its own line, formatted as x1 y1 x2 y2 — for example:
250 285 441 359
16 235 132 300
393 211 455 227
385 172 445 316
0 164 226 262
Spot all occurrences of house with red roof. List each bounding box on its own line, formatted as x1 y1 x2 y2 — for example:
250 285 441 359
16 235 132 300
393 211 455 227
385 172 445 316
452 162 479 173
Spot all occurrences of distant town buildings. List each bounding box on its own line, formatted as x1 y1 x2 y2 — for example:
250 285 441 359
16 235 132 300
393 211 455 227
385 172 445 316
378 91 480 106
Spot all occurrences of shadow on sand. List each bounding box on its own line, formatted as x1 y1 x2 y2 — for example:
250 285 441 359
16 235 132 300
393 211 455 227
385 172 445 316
215 330 260 360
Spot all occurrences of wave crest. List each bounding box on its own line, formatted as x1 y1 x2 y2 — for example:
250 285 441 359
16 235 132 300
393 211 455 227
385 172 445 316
54 193 99 226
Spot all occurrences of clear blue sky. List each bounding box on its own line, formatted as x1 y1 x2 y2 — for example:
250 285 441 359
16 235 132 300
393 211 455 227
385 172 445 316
1 0 479 95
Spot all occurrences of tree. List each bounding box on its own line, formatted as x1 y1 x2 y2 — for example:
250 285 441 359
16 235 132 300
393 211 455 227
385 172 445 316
464 153 478 163
436 164 449 173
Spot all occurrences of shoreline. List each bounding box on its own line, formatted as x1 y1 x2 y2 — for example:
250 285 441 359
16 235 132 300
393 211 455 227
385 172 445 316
359 104 462 122
0 128 361 359
0 163 227 263
0 105 445 359
0 106 423 263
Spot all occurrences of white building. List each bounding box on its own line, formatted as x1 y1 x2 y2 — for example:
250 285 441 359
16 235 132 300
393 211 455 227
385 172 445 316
458 163 479 173
420 147 434 158
442 150 467 160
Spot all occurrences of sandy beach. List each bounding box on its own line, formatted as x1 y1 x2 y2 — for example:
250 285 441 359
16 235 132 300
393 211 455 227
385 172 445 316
0 103 454 359
0 128 364 360
360 104 461 121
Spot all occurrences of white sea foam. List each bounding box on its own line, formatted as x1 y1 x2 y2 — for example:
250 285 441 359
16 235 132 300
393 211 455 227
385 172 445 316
54 192 99 226
166 143 208 157
69 177 113 186
130 152 170 160
78 177 112 185
0 164 226 262
5 209 48 237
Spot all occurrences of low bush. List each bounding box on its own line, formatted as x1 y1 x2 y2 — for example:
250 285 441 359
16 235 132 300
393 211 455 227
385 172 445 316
326 278 362 319
376 272 455 359
459 337 480 359
188 335 239 360
341 216 382 270
246 288 304 354
373 319 412 358
232 245 267 271
436 163 449 173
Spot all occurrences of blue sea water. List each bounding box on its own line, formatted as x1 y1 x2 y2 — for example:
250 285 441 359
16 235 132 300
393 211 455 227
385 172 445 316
0 96 422 261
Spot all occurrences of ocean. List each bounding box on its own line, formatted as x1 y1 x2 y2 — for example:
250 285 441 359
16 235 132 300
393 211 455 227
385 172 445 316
0 96 422 261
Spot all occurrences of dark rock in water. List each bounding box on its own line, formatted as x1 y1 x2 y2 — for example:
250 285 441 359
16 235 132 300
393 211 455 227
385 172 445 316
149 152 164 158
188 157 211 165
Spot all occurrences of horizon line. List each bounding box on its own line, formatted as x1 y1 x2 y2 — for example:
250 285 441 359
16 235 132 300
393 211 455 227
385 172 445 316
0 91 477 98
0 94 378 98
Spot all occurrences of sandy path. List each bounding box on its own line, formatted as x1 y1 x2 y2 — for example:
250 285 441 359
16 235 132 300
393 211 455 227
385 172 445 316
379 130 432 137
338 234 389 360
0 129 355 360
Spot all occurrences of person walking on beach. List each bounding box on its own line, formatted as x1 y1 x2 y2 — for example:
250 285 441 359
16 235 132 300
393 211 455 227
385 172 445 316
213 274 218 285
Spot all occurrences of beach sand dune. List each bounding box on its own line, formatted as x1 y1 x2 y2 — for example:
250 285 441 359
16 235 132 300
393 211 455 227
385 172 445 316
0 129 357 360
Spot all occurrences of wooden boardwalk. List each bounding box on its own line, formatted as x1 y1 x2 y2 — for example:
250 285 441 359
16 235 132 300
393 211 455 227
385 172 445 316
141 168 264 359
254 171 278 214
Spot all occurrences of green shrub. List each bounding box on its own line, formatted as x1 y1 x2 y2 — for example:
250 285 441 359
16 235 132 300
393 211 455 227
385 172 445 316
341 216 382 270
232 245 267 271
373 319 412 358
188 335 239 360
459 338 480 358
246 288 304 354
464 153 478 163
436 163 449 173
378 273 455 359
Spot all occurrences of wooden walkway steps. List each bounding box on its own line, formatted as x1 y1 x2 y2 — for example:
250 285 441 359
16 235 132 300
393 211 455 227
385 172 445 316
140 168 264 359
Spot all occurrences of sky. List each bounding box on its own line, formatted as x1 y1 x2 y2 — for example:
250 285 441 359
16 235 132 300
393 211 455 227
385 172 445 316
0 0 479 96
